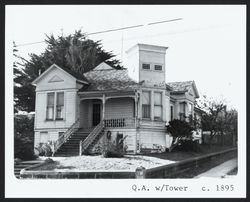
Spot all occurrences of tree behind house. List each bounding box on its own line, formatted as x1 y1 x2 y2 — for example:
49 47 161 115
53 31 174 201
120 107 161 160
14 30 122 112
197 96 237 146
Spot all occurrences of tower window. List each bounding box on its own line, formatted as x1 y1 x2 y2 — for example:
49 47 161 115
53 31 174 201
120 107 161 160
142 63 150 70
154 65 162 71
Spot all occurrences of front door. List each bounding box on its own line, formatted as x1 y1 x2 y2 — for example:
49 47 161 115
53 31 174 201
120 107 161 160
92 103 101 126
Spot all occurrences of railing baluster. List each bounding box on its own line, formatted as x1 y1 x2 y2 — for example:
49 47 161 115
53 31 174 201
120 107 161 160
102 117 135 128
53 118 80 155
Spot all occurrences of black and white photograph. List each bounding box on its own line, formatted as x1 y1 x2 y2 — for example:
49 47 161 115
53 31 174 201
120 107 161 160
5 4 246 198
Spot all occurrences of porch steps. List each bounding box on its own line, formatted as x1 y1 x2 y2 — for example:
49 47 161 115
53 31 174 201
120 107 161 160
53 131 89 157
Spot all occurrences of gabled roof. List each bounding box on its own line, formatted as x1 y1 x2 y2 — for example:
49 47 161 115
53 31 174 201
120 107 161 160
166 80 199 98
80 62 139 92
32 64 89 85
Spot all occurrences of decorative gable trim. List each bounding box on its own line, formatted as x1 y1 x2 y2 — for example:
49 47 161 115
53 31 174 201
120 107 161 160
32 64 88 85
48 75 64 83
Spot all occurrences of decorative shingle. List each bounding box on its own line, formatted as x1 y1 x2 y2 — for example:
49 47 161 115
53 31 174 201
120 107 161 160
81 62 139 92
166 81 194 92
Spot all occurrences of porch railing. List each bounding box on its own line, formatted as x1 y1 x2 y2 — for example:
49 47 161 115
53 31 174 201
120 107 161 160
104 117 136 128
79 121 104 155
52 118 80 156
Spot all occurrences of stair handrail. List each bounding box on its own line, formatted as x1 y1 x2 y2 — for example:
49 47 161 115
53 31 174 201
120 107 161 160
79 121 104 155
53 118 80 155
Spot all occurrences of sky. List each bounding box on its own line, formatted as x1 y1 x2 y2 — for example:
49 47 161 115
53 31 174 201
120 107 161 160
6 5 246 109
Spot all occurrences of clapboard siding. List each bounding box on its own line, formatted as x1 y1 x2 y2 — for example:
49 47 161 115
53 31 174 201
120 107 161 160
139 130 168 148
35 89 78 130
80 99 92 128
105 98 134 119
34 129 68 147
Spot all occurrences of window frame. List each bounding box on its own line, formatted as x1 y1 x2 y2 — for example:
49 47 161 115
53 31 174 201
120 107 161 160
142 63 151 70
46 91 65 121
142 91 151 119
56 92 64 120
154 91 163 120
154 64 163 71
46 92 55 121
170 105 174 121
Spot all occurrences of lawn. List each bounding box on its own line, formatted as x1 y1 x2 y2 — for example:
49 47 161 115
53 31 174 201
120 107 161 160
35 155 175 171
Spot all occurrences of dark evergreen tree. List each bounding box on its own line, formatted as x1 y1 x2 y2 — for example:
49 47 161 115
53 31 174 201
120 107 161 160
14 30 122 112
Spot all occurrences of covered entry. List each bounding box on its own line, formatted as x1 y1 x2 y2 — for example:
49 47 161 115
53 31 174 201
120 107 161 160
80 99 102 129
79 91 138 130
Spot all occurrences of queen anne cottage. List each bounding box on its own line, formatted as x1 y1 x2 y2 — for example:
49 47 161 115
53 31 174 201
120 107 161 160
32 44 201 156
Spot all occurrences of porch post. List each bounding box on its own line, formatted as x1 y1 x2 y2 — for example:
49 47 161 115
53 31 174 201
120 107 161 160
150 90 154 121
134 92 138 126
102 94 106 121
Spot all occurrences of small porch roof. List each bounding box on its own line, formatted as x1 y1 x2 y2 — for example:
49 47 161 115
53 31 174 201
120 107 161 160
78 90 137 100
80 62 139 92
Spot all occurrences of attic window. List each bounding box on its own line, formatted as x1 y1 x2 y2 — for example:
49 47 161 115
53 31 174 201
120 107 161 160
154 65 162 71
142 63 150 70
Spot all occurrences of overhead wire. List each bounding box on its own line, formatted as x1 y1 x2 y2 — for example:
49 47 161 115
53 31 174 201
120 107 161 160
14 18 183 47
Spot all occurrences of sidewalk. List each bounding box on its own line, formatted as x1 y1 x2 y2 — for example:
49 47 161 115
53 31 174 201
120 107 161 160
194 158 237 178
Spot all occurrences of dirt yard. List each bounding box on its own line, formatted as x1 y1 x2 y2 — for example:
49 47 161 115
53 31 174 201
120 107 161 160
36 155 175 171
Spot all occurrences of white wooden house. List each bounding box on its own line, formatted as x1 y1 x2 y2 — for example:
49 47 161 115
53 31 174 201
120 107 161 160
32 44 200 156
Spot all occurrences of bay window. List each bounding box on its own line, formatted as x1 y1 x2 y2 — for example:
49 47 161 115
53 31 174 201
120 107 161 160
142 91 151 118
46 91 64 120
154 92 162 120
179 102 186 121
56 92 64 120
46 93 55 120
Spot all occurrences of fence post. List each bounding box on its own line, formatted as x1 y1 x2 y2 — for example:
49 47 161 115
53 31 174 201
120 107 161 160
135 166 146 179
79 141 82 156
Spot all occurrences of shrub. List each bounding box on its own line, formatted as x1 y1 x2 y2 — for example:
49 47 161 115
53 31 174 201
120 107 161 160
102 135 128 158
14 115 37 160
35 142 53 157
166 119 194 152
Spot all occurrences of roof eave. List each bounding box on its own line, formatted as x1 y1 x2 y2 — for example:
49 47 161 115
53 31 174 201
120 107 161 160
76 79 89 85
170 90 187 95
192 81 200 98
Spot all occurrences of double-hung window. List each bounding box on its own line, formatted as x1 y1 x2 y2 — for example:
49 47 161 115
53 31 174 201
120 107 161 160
46 93 55 120
154 92 162 120
179 102 186 121
142 91 151 119
56 92 64 120
46 92 64 120
170 105 174 121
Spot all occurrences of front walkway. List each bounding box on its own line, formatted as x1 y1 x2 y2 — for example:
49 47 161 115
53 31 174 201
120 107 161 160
194 158 237 178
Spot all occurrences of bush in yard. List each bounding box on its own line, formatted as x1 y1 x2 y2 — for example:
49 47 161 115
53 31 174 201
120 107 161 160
14 114 37 160
102 135 128 158
166 119 194 152
35 142 53 157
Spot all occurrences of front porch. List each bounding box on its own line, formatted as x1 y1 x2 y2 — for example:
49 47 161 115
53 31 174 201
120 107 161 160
79 91 138 130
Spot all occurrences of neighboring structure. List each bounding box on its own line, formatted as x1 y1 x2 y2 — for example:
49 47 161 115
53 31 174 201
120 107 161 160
32 43 201 156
